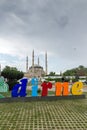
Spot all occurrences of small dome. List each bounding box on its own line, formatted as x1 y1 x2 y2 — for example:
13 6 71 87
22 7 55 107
29 64 43 69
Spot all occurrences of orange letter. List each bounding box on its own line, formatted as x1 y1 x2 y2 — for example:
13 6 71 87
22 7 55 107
55 82 69 96
71 82 83 95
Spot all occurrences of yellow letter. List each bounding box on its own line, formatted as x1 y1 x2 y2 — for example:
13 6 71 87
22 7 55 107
71 82 83 95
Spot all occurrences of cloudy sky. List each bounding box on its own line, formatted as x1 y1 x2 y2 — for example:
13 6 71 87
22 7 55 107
0 0 87 74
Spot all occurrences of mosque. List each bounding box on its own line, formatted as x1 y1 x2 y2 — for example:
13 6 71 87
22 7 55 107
24 50 48 78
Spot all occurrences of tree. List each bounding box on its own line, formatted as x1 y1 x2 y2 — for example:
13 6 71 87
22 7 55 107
63 65 87 76
1 66 24 90
49 72 55 76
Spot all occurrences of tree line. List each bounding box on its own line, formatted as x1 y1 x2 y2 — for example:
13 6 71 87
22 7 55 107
63 65 87 76
1 66 24 90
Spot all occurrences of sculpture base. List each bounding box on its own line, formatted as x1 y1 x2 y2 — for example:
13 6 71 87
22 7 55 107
0 95 86 103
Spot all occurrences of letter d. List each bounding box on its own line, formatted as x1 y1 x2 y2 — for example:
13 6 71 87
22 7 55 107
11 78 28 97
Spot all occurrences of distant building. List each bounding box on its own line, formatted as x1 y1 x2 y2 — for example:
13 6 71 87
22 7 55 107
24 50 48 78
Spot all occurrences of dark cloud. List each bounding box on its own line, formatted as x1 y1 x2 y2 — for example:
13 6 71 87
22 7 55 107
0 0 87 72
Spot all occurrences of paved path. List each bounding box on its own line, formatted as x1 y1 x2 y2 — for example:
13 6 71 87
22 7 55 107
0 98 87 130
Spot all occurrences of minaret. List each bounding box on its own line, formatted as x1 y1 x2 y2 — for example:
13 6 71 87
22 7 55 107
32 50 34 67
45 51 48 75
38 57 39 66
32 50 34 76
26 56 28 72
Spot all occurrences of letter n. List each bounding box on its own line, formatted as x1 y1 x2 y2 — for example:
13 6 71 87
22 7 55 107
55 82 69 96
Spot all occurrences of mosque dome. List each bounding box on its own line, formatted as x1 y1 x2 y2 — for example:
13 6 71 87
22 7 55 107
24 50 47 78
29 64 43 69
29 64 45 78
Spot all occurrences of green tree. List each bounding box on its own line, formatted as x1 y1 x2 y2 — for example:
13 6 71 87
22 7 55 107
49 72 56 76
63 65 87 77
1 66 24 90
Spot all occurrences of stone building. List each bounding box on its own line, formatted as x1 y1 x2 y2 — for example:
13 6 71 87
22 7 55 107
24 50 48 78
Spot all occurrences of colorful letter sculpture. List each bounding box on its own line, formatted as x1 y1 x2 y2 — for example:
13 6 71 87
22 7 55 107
0 77 8 92
41 81 52 96
11 78 28 97
55 82 69 96
71 82 83 95
0 76 9 98
0 75 83 98
31 77 38 96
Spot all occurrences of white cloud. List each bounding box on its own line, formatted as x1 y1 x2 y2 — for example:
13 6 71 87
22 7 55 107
0 38 15 54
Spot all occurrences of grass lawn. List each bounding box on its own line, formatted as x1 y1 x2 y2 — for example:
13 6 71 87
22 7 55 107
0 92 86 130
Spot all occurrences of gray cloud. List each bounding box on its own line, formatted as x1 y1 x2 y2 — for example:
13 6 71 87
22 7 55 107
0 0 87 72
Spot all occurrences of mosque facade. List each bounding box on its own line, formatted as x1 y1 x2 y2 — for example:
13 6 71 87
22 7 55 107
24 50 48 78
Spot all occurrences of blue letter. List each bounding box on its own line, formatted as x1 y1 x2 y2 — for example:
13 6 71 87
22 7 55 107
31 78 38 97
11 78 28 97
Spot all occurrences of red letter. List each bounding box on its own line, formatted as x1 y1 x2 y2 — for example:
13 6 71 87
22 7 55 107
41 81 52 96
